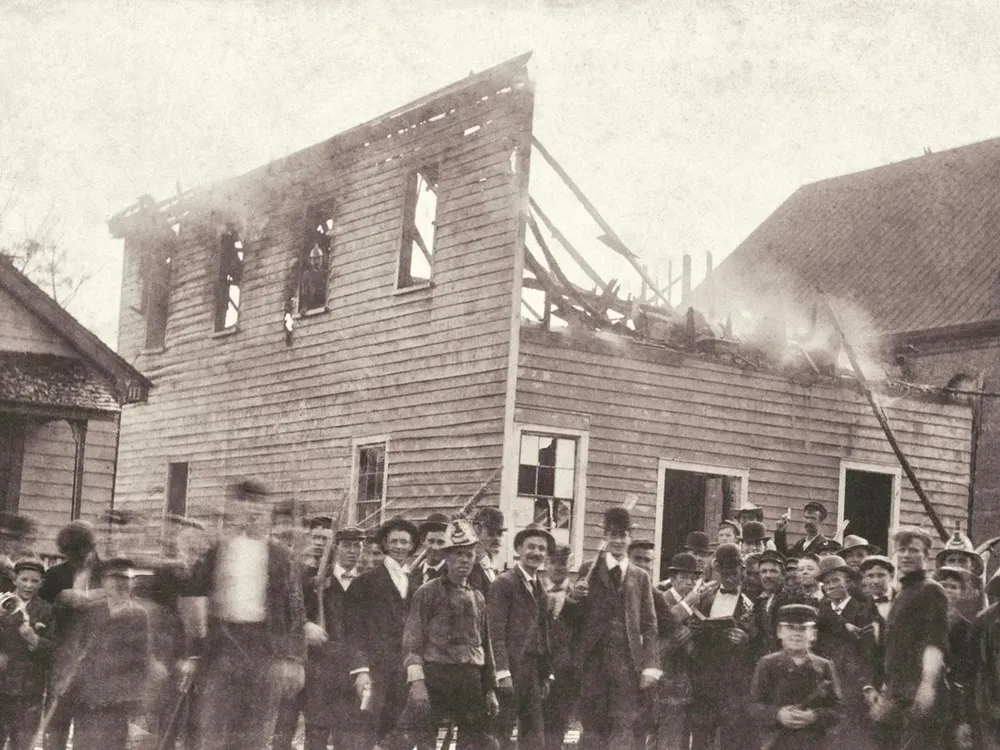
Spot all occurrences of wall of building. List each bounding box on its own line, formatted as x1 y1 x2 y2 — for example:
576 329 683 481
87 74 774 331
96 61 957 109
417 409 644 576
18 416 118 555
512 327 974 570
0 286 74 356
114 65 533 525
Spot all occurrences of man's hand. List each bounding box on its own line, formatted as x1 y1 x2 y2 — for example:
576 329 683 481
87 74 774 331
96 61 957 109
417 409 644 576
777 706 811 729
670 625 693 648
540 679 551 701
685 580 718 606
304 622 328 647
486 689 500 717
726 627 749 646
776 514 789 532
640 672 659 690
271 659 305 697
568 579 589 602
409 679 430 711
496 675 514 698
354 672 372 701
913 680 936 715
18 621 39 649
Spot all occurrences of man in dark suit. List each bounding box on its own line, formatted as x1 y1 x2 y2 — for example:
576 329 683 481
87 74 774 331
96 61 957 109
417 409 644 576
489 523 554 750
564 507 660 750
180 479 307 750
410 513 451 590
774 501 830 557
541 544 576 750
689 543 756 750
468 508 506 595
302 525 365 750
344 516 420 748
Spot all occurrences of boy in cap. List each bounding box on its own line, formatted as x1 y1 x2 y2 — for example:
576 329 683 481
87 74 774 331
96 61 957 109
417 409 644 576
774 502 831 557
384 519 498 750
717 520 742 547
689 543 756 750
565 507 660 750
345 516 420 748
749 604 842 750
54 558 154 750
0 557 53 750
301 526 366 750
489 523 555 750
0 514 36 593
469 507 507 594
410 513 451 589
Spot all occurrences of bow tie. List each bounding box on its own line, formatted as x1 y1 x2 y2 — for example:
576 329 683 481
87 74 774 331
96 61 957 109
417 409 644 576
719 587 739 596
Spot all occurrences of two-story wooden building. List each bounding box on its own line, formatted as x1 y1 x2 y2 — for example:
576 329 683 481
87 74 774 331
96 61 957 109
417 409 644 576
108 54 974 576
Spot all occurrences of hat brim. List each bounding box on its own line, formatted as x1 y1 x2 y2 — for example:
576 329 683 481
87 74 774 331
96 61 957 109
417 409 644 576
666 566 700 575
375 519 420 552
842 544 879 556
935 549 984 576
513 528 556 554
817 566 852 581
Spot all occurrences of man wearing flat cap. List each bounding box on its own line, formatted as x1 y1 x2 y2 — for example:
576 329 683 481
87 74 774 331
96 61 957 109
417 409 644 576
410 513 451 590
489 523 555 750
774 502 831 557
300 525 366 750
469 507 507 594
689 542 756 750
180 479 307 750
344 516 420 748
565 507 660 750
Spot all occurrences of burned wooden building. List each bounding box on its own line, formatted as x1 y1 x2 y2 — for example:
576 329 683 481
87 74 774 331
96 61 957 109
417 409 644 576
109 54 973 576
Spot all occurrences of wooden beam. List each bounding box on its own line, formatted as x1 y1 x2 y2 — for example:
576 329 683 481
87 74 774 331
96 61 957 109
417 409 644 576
528 198 609 292
525 215 606 322
825 300 948 541
70 419 88 521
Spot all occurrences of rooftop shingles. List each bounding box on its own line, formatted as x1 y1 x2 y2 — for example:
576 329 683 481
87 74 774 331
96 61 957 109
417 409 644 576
0 353 120 413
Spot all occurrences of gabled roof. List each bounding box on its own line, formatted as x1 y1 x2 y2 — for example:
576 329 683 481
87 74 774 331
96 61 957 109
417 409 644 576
707 137 1000 336
0 259 151 401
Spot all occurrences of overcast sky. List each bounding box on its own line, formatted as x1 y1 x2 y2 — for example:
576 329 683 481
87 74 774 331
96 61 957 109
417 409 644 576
4 0 1000 347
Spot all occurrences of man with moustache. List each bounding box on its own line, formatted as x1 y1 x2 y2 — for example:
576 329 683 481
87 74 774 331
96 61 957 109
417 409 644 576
565 507 660 750
751 549 788 659
468 508 507 594
541 545 576 750
301 526 365 750
345 516 420 749
774 502 831 558
410 514 451 589
382 519 499 750
489 523 555 750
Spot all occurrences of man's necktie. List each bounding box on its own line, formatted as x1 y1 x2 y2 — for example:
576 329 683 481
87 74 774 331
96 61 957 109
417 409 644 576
610 566 622 589
873 596 889 604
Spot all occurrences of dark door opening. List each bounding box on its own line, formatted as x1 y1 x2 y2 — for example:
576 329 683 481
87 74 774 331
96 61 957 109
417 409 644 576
0 418 25 515
843 469 894 555
660 467 742 573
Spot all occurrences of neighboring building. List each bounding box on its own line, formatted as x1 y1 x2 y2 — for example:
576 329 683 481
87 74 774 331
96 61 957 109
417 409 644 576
108 54 974 577
0 258 150 555
705 137 1000 541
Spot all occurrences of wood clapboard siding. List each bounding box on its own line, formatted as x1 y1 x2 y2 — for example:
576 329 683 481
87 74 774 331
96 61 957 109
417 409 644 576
18 417 117 555
114 69 533 526
0 286 74 356
516 328 974 558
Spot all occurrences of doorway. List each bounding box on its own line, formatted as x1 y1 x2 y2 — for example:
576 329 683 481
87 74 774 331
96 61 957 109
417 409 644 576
840 463 899 556
655 460 748 579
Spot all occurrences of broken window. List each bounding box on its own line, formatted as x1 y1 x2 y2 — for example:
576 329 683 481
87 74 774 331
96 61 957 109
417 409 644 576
397 166 438 288
166 461 189 517
144 246 171 349
298 204 334 313
214 228 244 331
355 442 387 524
517 432 578 548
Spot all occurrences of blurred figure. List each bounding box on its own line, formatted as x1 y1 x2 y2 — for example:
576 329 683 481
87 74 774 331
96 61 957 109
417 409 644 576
0 514 37 592
181 479 306 750
0 557 53 750
54 558 153 750
271 498 307 553
468 507 506 594
542 545 576 750
357 532 386 574
933 567 976 750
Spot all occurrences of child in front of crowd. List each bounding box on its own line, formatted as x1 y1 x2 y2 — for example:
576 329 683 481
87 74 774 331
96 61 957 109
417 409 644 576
750 603 842 750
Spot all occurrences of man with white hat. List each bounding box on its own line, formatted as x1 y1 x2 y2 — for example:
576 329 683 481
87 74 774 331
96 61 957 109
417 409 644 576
380 519 498 750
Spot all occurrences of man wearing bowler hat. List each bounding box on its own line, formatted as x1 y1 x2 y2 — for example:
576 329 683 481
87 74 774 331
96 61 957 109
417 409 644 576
740 522 769 558
775 502 830 557
682 531 713 573
489 523 555 750
689 543 756 750
565 507 660 750
411 513 451 590
345 516 420 748
469 507 507 594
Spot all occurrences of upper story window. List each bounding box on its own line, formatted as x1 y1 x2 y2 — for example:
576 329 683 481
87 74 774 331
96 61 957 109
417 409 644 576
298 203 334 314
214 228 244 332
397 165 438 289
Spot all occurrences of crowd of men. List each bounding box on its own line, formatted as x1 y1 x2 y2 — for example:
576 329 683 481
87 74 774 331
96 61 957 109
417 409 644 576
5 484 1000 749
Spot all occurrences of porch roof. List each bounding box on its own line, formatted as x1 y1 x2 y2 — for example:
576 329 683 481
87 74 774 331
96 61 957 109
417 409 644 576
0 352 121 416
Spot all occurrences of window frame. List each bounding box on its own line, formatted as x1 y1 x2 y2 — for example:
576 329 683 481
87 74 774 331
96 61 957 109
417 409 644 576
213 227 245 333
349 435 390 526
654 459 750 582
164 460 190 519
837 460 901 547
506 423 589 568
296 200 335 316
395 165 440 291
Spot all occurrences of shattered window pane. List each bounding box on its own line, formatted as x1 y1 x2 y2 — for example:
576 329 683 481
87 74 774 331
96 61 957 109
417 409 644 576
397 166 438 288
356 443 387 524
517 432 579 547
